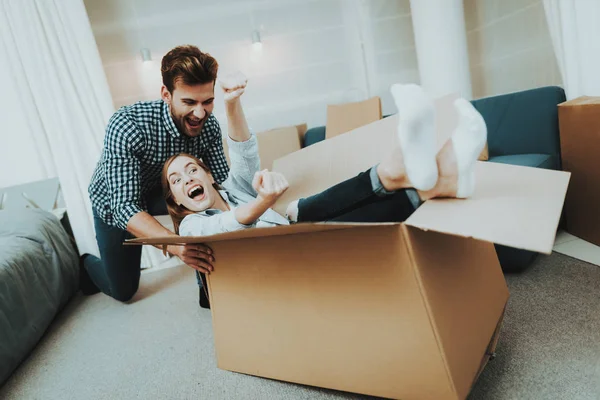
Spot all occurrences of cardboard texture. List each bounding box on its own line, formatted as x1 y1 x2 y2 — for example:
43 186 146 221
127 95 569 399
223 125 303 170
404 161 570 255
558 97 600 245
206 225 507 400
325 96 382 139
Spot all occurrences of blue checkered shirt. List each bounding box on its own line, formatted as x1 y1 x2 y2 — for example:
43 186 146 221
89 100 229 230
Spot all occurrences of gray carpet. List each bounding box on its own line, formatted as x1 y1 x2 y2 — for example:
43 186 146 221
1 252 599 399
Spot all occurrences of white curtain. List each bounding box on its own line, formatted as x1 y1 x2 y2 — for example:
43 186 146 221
543 0 600 99
0 0 114 255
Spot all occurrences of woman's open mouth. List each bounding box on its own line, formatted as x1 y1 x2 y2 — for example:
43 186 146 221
187 185 205 201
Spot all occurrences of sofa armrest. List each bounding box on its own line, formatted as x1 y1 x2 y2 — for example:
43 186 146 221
471 86 565 163
303 126 326 148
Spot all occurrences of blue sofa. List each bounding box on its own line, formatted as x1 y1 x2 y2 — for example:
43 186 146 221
303 86 566 272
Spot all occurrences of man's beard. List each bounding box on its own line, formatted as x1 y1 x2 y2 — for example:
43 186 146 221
173 113 208 137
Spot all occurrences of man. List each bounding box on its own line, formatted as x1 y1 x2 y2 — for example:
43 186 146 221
84 45 248 308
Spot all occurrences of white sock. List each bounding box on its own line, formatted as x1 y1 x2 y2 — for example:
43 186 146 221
285 200 299 223
451 98 487 198
390 83 438 191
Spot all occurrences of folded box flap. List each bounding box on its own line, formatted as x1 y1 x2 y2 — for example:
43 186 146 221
125 222 396 246
405 161 570 254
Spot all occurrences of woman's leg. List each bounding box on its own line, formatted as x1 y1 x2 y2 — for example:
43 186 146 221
295 167 419 222
288 85 487 224
328 190 416 223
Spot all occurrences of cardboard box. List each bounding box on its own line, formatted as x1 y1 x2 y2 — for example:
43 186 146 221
326 96 382 139
558 97 600 245
223 124 303 170
129 96 569 399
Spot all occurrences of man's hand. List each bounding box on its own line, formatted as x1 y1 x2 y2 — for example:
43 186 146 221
218 71 247 103
252 170 289 206
168 243 214 274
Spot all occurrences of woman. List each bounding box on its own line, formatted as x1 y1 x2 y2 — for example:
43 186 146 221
161 83 486 307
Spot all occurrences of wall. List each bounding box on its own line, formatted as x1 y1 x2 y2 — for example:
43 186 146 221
83 0 419 133
464 0 562 99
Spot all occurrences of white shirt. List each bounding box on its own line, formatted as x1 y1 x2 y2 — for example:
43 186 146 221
179 134 289 237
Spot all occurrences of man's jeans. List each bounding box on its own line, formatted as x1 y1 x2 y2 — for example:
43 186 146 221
84 186 204 301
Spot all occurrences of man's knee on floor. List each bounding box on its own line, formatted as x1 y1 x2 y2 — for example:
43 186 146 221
110 282 140 303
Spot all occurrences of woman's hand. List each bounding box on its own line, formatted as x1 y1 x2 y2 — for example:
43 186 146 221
252 170 289 206
167 244 214 274
234 171 287 225
218 71 247 104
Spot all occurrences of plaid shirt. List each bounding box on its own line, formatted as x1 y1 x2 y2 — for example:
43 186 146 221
89 100 229 230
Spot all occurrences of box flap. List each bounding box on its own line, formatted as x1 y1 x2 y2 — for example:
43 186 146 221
325 96 382 139
403 225 508 398
405 161 570 254
559 96 600 107
125 222 392 246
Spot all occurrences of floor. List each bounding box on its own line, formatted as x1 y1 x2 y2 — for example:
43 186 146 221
553 230 600 266
468 251 600 400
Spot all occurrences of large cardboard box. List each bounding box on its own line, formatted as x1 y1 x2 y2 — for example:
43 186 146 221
558 97 600 245
129 97 569 399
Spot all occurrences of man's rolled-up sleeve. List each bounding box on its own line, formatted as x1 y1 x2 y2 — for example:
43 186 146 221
201 115 230 184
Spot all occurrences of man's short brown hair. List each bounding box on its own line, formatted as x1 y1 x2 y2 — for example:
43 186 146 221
161 45 219 92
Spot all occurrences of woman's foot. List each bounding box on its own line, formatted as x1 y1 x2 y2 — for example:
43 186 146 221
419 140 459 200
451 98 487 198
419 98 487 200
285 199 299 222
389 83 438 191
